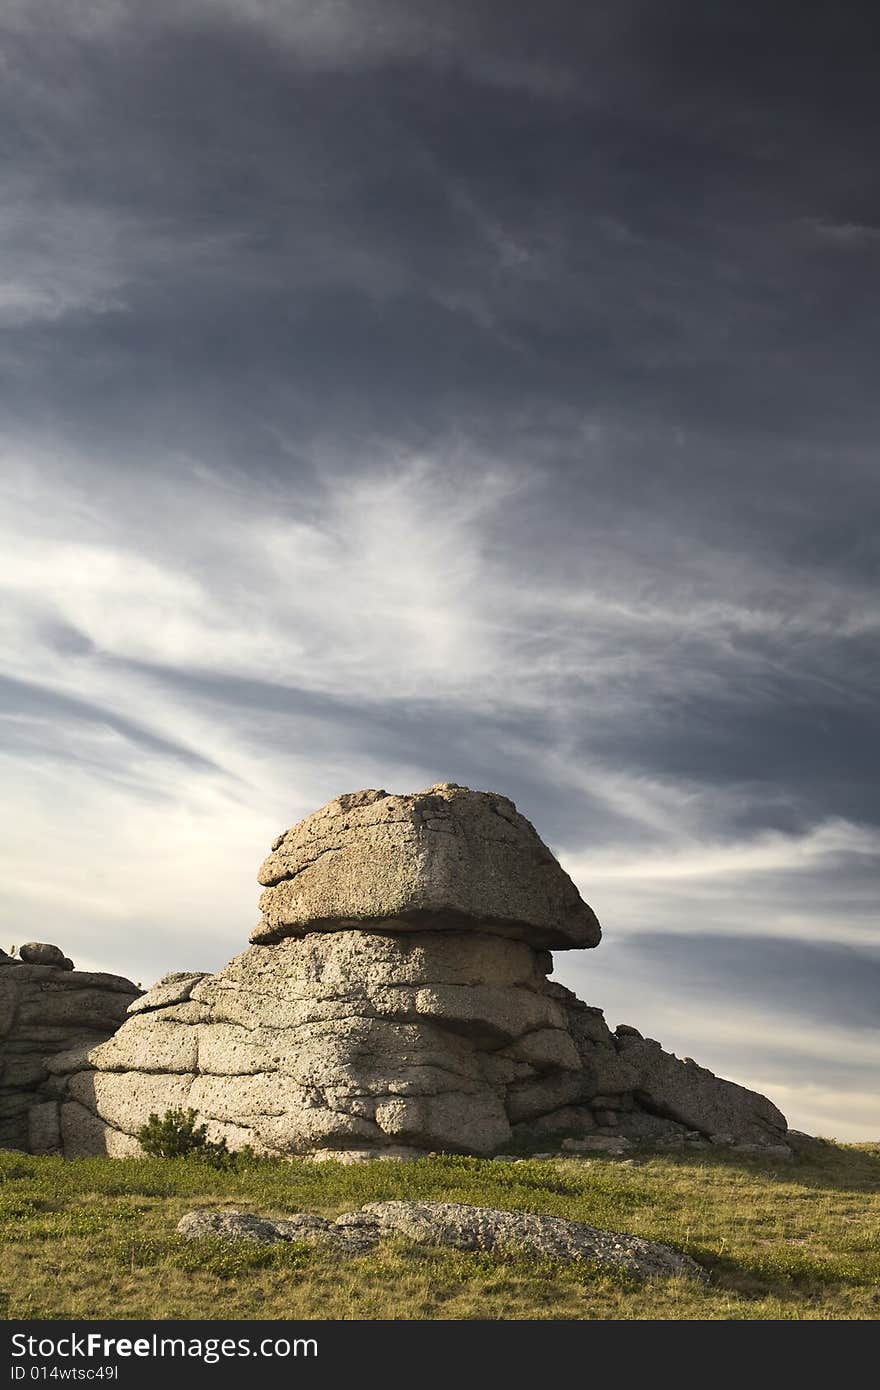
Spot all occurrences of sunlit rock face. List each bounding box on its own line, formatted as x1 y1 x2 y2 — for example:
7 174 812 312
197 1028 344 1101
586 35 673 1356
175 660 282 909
253 784 602 950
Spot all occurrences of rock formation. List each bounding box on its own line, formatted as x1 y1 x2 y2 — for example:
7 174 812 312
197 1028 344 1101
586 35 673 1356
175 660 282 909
55 785 788 1159
0 946 139 1153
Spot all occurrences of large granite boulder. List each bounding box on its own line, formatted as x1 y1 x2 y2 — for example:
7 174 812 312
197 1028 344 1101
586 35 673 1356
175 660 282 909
0 947 140 1153
55 784 788 1159
253 784 601 950
60 933 576 1156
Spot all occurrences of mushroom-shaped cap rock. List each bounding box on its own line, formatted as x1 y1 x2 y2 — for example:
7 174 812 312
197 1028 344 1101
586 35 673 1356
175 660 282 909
253 784 601 950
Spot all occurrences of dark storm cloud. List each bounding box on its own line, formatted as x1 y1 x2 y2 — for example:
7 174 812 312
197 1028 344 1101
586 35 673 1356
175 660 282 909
578 675 880 830
1 2 877 1132
609 933 880 1033
3 2 880 453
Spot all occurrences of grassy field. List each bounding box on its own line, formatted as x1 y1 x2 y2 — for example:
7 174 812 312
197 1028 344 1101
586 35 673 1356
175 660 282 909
1 1141 877 1320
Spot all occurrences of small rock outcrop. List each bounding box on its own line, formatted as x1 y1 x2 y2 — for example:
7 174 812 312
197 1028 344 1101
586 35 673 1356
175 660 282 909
55 784 788 1160
0 946 140 1153
175 1201 707 1282
19 943 74 970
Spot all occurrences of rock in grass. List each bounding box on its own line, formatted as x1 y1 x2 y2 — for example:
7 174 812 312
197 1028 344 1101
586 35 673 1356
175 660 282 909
175 1209 375 1254
358 1201 706 1280
176 1201 706 1282
176 1210 286 1243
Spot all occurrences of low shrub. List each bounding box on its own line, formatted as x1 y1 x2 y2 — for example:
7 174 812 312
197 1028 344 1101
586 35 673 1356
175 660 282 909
136 1108 254 1169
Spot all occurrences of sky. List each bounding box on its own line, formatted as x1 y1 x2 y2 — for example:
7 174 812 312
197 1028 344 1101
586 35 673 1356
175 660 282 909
1 1 878 1140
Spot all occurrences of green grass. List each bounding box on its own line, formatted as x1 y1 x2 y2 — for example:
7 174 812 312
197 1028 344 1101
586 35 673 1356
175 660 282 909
1 1142 878 1320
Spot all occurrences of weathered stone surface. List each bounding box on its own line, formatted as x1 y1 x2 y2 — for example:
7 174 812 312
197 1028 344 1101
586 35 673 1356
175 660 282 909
177 1208 377 1252
178 1210 294 1243
176 1201 706 1281
128 973 208 1016
2 1055 50 1088
594 1108 619 1127
0 1115 28 1149
45 1040 114 1076
0 1092 31 1119
59 1100 143 1158
253 785 601 950
617 1037 788 1145
506 1072 586 1123
374 1091 511 1153
63 930 597 1156
28 1100 61 1154
513 1105 598 1139
607 1111 687 1143
15 987 139 1032
58 930 789 1159
360 1201 704 1279
19 943 72 969
732 1142 793 1158
66 1070 196 1136
95 1017 200 1074
309 1146 425 1164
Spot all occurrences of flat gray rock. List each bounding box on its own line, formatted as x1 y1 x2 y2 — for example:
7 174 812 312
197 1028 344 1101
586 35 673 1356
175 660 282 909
176 1210 286 1243
175 1208 374 1253
175 1201 706 1282
254 784 601 950
561 1135 633 1154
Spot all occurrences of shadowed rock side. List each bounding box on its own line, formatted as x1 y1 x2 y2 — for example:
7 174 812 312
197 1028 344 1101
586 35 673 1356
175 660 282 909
0 947 140 1153
53 785 787 1159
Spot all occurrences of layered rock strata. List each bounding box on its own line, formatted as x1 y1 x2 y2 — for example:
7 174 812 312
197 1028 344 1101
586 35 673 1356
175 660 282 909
56 785 788 1159
0 947 140 1153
